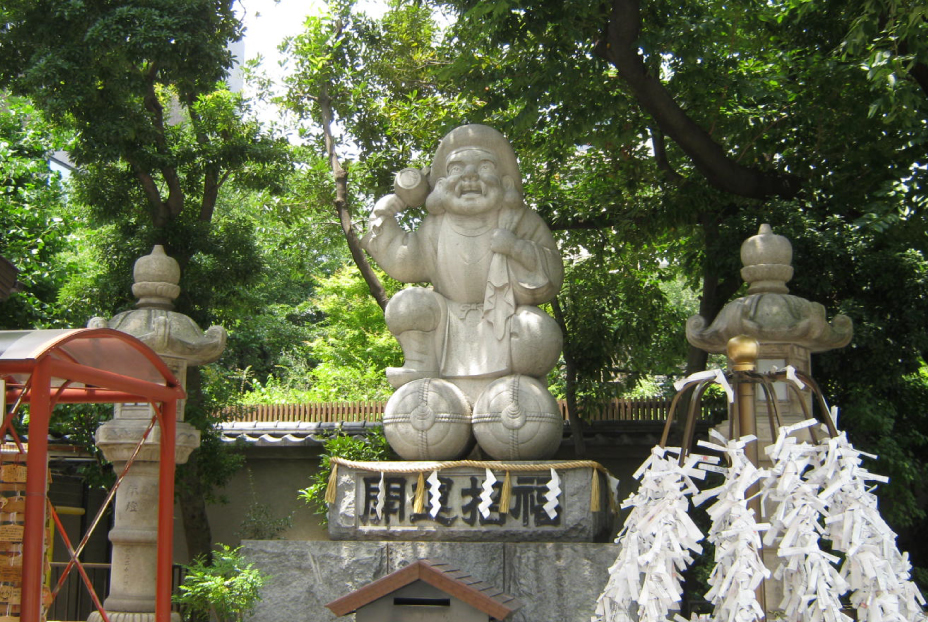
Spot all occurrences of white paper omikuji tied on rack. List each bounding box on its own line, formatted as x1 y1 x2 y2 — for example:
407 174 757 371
782 365 806 391
692 430 770 622
673 369 735 403
813 432 928 622
761 421 851 622
592 446 707 622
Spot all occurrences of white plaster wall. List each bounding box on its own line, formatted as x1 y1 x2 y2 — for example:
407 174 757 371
206 446 328 549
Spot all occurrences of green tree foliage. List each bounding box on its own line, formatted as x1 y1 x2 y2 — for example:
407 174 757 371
553 247 690 407
298 428 393 523
280 0 477 308
422 0 928 569
0 96 76 329
242 263 402 403
0 0 288 231
0 0 294 562
298 264 402 400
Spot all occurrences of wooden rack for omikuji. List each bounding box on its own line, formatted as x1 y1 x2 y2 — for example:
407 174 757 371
0 445 52 622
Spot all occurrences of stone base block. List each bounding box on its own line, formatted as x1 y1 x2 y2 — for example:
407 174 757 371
327 461 618 542
241 539 619 622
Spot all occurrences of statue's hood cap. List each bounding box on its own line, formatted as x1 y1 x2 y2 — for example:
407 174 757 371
430 124 522 193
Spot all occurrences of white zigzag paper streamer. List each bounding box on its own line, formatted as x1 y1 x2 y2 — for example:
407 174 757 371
427 470 442 518
374 471 385 520
478 468 497 519
543 468 561 520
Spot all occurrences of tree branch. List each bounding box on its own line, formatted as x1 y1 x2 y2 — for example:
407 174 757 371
595 0 801 200
141 65 184 219
127 155 171 229
650 125 684 185
685 214 743 376
318 84 390 310
184 93 223 223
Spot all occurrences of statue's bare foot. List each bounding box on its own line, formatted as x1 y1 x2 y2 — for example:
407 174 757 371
386 366 437 388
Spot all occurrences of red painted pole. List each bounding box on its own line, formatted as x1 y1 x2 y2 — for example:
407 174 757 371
21 358 50 622
156 400 177 622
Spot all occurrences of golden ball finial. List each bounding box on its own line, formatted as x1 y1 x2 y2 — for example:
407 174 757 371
727 335 759 371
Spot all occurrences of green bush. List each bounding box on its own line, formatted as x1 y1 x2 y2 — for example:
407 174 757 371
174 545 266 622
298 428 393 523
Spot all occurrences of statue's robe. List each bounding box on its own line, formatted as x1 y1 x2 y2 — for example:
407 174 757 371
366 205 563 378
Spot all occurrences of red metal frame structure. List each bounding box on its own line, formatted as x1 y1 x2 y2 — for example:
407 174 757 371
0 328 185 622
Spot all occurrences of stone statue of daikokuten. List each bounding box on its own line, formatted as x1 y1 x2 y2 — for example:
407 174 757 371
363 124 566 461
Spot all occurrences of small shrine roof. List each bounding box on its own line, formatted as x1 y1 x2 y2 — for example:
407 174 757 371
326 558 523 620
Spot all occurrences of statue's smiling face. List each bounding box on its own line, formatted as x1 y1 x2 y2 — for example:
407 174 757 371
443 148 503 216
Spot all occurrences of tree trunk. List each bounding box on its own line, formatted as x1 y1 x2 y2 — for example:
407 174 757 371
685 219 742 377
552 297 586 456
175 365 214 564
176 453 213 564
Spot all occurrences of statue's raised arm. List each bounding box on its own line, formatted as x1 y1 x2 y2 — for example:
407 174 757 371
363 124 566 462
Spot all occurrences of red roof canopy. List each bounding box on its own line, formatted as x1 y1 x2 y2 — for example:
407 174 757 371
0 328 184 622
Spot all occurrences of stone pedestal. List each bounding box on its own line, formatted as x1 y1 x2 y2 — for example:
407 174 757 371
327 461 617 543
87 246 226 622
241 540 619 622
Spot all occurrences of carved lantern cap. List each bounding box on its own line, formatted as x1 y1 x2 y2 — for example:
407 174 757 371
741 223 793 295
132 245 181 310
686 224 853 354
88 246 226 365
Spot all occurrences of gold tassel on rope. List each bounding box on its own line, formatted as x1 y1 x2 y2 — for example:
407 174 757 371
413 471 427 514
499 471 512 515
590 470 601 512
324 462 339 504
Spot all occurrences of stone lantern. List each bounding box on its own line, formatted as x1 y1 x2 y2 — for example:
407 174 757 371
686 224 852 613
686 224 853 442
87 245 227 622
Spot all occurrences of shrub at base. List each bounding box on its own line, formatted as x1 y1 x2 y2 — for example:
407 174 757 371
174 544 266 622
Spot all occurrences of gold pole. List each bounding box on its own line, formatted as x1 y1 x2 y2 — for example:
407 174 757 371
727 335 766 618
728 335 760 472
